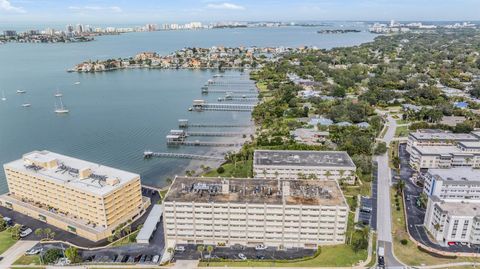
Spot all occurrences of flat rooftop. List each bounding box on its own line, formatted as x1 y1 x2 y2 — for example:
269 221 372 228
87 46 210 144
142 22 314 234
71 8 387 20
458 141 480 149
4 150 140 196
164 177 347 207
253 150 355 168
409 130 478 141
435 198 480 217
428 168 480 182
412 145 468 155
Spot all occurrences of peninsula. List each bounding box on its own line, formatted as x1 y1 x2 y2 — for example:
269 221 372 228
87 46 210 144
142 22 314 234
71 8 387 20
69 46 306 72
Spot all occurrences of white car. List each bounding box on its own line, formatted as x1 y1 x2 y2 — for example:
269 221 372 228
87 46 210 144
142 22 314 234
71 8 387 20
152 255 160 263
26 248 42 255
255 244 267 250
175 246 185 252
20 228 32 238
238 253 247 260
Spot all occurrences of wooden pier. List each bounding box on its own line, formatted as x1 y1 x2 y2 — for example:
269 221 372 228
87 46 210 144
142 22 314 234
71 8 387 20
167 140 243 147
191 100 255 112
217 97 258 102
178 119 251 128
186 131 245 137
144 151 224 161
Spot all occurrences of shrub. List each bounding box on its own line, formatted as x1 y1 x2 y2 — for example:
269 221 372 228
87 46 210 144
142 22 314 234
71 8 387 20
216 166 225 174
400 239 408 245
396 206 401 211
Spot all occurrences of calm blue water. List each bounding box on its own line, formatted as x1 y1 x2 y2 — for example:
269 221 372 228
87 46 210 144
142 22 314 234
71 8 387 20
0 25 376 193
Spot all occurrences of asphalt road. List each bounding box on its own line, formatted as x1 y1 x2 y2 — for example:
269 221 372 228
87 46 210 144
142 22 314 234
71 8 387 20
375 114 404 268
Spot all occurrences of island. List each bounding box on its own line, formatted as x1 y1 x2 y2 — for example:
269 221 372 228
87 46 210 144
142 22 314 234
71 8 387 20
317 29 361 34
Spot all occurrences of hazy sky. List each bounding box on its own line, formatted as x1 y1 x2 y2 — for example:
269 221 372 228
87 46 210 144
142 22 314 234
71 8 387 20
1 0 479 24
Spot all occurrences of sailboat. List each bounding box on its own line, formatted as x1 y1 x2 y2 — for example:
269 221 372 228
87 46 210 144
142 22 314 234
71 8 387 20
16 89 26 94
1 91 6 101
54 97 69 114
21 94 30 107
54 89 63 97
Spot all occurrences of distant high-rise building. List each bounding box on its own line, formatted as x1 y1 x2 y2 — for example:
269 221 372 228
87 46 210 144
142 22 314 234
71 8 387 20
3 30 17 37
65 24 74 34
76 24 84 33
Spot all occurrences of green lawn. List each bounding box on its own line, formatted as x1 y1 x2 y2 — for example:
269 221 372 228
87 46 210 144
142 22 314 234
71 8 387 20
199 245 367 267
0 230 17 255
395 125 409 137
110 230 140 247
203 159 253 178
13 254 42 265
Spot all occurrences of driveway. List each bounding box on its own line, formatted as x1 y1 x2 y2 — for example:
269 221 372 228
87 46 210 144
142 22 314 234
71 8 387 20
0 240 38 268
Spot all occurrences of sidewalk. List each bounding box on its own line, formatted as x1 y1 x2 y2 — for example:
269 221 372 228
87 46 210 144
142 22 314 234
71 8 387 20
0 240 38 268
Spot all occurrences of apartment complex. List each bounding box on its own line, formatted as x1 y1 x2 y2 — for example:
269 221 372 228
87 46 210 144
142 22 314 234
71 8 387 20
163 176 349 249
0 150 150 241
423 168 480 199
423 168 480 245
253 150 356 184
406 129 479 153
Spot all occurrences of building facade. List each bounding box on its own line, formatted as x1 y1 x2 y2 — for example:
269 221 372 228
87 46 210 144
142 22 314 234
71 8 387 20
409 142 480 170
423 168 480 199
163 177 349 249
406 129 479 154
1 150 150 241
253 150 356 184
424 197 480 245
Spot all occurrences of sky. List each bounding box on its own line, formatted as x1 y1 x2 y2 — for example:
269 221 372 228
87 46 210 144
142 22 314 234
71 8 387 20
0 0 480 25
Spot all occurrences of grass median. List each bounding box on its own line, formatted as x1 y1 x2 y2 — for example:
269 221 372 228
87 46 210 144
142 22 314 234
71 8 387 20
0 230 17 255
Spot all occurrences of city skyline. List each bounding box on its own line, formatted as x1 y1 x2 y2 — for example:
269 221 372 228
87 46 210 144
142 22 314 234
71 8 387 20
1 0 480 24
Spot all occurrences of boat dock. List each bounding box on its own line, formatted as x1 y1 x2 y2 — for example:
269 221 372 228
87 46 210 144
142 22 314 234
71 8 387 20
167 140 243 147
191 100 255 112
217 97 258 102
178 119 251 128
143 151 224 161
187 131 245 137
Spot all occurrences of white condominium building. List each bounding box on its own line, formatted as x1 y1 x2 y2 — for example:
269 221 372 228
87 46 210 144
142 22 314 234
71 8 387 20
424 196 480 245
409 141 480 170
423 168 480 199
406 129 479 154
163 177 349 249
253 150 356 184
1 150 150 241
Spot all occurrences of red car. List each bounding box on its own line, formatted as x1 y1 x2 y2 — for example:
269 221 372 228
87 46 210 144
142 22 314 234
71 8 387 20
448 242 456 246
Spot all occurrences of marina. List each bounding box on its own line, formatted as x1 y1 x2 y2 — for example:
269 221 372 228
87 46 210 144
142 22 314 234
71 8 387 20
178 119 251 128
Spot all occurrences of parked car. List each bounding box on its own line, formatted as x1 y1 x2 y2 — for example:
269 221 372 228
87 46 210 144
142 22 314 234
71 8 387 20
256 255 265 260
152 255 160 263
238 253 247 260
3 217 13 226
20 228 32 238
378 256 385 268
255 244 267 250
448 241 456 246
175 246 185 252
26 248 42 255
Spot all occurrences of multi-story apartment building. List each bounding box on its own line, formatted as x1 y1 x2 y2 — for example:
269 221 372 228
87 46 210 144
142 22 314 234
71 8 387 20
163 176 349 249
406 129 479 154
408 142 480 170
253 150 356 184
423 168 480 199
424 196 480 245
0 150 150 241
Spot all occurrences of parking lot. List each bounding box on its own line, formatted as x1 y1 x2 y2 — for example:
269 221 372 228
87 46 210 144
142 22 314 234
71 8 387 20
399 143 480 253
173 244 315 261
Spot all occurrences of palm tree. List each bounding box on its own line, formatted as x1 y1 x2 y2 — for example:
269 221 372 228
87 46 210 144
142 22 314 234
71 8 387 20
167 247 174 260
197 245 205 259
206 245 214 258
395 180 405 194
325 170 332 180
